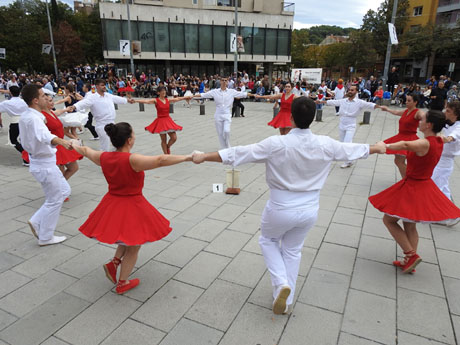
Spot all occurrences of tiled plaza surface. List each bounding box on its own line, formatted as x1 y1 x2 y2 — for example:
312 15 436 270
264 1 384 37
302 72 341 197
0 98 460 345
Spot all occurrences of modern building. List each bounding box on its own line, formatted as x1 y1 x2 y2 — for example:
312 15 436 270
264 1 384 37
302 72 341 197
436 0 460 27
98 0 294 78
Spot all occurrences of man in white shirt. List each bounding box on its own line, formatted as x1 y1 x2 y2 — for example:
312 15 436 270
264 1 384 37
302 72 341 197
0 86 28 163
71 79 134 151
192 97 385 315
19 85 73 246
319 84 380 168
194 77 250 149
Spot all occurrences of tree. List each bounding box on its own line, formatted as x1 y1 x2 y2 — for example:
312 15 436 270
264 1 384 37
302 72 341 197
47 21 84 69
361 0 409 59
291 29 310 67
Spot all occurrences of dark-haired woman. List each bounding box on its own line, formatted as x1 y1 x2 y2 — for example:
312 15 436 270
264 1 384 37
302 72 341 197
71 122 192 294
369 110 460 273
133 86 190 154
256 82 298 135
55 84 84 139
380 94 422 178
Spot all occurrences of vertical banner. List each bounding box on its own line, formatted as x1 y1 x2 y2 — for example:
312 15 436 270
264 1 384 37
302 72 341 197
0 48 5 59
132 41 141 55
230 33 237 53
119 40 130 56
388 23 398 45
42 44 52 54
237 35 245 53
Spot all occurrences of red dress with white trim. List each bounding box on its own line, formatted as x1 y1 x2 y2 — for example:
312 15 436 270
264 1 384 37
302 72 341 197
145 98 183 134
384 108 420 156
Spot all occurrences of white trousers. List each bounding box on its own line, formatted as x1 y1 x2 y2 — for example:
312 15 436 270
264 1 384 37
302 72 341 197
214 118 231 149
29 164 71 241
95 123 113 152
259 201 318 305
339 127 356 164
432 155 454 200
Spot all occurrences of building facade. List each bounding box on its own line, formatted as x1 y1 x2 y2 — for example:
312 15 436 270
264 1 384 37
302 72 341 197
436 0 460 27
98 0 294 78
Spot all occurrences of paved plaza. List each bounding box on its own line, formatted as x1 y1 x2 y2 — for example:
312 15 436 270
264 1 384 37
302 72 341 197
1 99 460 345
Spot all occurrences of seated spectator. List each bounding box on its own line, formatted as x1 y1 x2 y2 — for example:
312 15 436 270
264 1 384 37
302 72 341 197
371 86 383 103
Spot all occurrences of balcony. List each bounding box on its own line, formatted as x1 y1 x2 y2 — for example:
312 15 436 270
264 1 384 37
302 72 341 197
437 0 460 13
282 1 294 15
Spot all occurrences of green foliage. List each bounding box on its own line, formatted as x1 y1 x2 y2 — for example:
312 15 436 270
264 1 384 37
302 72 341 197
308 25 355 44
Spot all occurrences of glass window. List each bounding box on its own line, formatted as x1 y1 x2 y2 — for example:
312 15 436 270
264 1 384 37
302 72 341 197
199 25 212 54
138 21 154 52
170 23 184 53
266 28 277 55
239 26 252 55
253 27 265 55
185 24 198 53
413 6 423 16
122 20 139 41
104 20 122 51
213 26 226 54
277 29 289 56
155 22 169 52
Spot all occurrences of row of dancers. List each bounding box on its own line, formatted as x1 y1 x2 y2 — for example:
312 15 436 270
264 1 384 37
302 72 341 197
8 79 460 315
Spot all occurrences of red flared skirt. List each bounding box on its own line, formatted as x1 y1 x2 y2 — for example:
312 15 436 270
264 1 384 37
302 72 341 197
384 133 419 156
79 193 172 245
145 116 183 134
267 110 292 129
369 178 460 223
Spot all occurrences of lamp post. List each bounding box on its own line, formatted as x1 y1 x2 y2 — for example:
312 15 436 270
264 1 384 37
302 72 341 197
233 0 238 76
382 0 398 92
126 0 135 77
45 0 58 81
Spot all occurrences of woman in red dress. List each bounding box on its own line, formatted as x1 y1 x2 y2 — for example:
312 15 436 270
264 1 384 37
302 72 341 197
133 86 190 154
369 110 460 273
70 122 192 294
257 82 298 135
23 95 82 181
380 94 422 178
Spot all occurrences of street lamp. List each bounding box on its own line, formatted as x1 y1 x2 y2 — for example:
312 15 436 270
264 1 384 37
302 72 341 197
44 0 59 81
126 0 135 77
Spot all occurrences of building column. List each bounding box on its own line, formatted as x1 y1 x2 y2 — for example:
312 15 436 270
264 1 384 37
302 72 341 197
267 62 273 88
165 60 171 79
218 61 224 76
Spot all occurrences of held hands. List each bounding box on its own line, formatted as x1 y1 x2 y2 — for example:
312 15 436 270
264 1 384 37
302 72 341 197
191 150 205 164
60 139 73 150
379 106 389 112
128 98 136 104
69 138 82 148
375 141 386 154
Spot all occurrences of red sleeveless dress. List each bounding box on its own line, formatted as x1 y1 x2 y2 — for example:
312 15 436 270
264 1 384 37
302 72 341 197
145 98 183 134
79 152 172 245
22 111 83 165
268 93 294 129
369 136 460 223
384 108 420 156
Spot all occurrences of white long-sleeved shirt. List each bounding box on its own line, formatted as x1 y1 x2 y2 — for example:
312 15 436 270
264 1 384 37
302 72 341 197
74 92 127 124
326 97 376 130
0 97 28 124
333 86 345 100
218 128 370 192
442 121 460 158
19 108 57 163
200 88 248 119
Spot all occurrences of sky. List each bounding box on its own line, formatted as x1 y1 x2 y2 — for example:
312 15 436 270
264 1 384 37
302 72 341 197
0 0 383 29
293 0 383 29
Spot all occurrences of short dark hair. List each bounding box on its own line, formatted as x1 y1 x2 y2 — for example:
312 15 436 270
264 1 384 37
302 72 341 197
426 110 446 133
446 101 460 121
406 93 419 103
84 83 91 91
21 84 41 106
65 84 75 93
157 86 166 93
104 122 133 149
9 85 20 97
95 78 105 85
291 97 316 129
349 84 359 91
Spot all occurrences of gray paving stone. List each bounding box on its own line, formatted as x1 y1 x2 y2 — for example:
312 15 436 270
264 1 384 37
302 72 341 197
432 227 460 252
437 249 460 279
319 195 341 211
219 251 266 288
324 222 361 248
242 232 262 255
227 212 261 235
64 267 116 303
162 195 200 212
100 319 165 345
0 219 25 237
339 194 368 210
198 192 230 207
313 242 356 276
0 252 23 274
351 258 396 299
12 244 80 278
175 203 217 223
397 331 447 345
332 207 365 227
397 262 445 298
0 269 76 317
452 315 460 344
175 251 230 289
185 218 229 242
0 270 31 299
304 225 327 249
0 309 16 332
315 209 335 228
342 289 396 345
56 293 141 345
135 239 169 267
163 218 195 242
361 216 393 239
279 303 341 345
218 303 288 345
40 336 70 345
155 236 207 267
337 332 382 345
445 277 460 316
131 279 203 332
0 292 89 345
298 246 317 277
343 183 371 197
63 233 98 251
159 318 223 345
55 243 114 278
186 279 251 331
357 235 396 264
227 191 263 207
205 229 251 257
298 268 350 313
207 203 247 223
